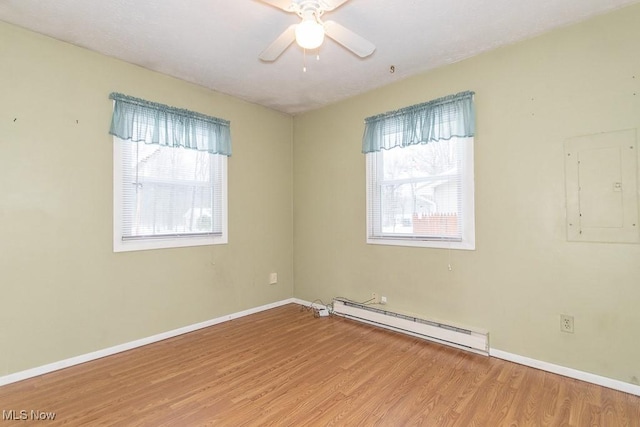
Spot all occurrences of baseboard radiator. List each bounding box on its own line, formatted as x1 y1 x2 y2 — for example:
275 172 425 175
332 298 489 356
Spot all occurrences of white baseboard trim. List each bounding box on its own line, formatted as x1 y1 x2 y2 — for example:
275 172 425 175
4 300 637 398
491 348 640 397
298 298 640 396
0 298 297 387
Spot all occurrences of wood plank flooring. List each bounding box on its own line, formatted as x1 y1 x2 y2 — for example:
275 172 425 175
1 304 638 426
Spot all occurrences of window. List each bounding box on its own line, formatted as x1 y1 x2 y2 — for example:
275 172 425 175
363 91 475 250
110 93 230 252
113 139 227 252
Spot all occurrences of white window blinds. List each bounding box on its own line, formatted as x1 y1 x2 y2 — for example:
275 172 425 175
120 140 225 240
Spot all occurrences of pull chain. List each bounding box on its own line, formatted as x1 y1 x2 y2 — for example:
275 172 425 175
302 49 320 72
303 49 307 72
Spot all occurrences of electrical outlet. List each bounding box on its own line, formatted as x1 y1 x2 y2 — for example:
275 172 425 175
371 292 380 304
269 273 278 285
560 314 574 333
380 296 387 304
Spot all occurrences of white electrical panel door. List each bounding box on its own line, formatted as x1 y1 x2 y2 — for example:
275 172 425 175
565 129 638 243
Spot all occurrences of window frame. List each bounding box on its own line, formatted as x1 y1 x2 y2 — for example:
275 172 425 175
365 137 475 250
113 137 228 253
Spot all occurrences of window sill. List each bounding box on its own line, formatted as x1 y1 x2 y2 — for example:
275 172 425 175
114 234 227 253
366 236 475 250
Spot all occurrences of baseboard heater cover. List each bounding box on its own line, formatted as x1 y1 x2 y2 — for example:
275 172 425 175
332 298 489 356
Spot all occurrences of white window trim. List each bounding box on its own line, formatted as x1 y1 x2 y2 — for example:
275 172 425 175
113 139 228 253
365 139 475 250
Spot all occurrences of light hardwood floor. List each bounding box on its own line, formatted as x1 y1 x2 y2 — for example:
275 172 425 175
1 304 638 426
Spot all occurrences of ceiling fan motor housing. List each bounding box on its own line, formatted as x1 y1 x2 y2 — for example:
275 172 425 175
294 1 325 20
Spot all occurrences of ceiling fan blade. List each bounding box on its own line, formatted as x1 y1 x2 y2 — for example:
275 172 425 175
322 0 351 11
323 20 375 58
255 0 294 12
259 24 297 62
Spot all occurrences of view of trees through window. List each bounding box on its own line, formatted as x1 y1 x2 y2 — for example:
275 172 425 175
121 141 222 239
378 139 462 238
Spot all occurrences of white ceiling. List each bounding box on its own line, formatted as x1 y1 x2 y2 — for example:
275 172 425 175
1 0 638 115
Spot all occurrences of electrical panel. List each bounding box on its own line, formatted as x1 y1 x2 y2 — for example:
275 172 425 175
564 129 638 243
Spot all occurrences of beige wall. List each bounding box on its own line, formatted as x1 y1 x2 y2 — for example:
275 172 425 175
0 22 293 375
293 5 640 385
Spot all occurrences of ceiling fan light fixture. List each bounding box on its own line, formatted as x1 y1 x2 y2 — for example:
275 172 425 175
295 19 325 49
257 0 375 62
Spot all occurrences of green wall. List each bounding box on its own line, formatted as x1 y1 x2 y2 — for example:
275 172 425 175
293 5 640 385
0 22 293 375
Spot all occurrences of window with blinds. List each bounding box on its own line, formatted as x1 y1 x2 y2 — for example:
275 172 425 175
114 138 228 252
362 91 475 250
110 93 229 252
366 137 475 249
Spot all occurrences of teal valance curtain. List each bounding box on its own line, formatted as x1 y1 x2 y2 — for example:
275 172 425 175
362 91 475 154
109 92 232 156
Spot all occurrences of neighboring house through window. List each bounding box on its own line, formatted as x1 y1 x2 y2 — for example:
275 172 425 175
363 91 476 250
110 93 231 252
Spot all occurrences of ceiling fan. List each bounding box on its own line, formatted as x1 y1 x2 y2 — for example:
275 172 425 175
257 0 376 62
